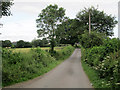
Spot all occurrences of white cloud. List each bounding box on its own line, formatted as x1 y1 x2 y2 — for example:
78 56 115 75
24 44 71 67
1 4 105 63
0 20 38 42
13 3 41 14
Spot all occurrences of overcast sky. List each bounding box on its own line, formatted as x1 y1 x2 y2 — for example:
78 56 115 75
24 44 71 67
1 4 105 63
0 0 120 42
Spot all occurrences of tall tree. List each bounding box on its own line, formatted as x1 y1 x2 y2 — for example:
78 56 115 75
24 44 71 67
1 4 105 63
16 40 25 48
56 19 83 45
36 4 67 51
76 6 118 36
2 40 12 47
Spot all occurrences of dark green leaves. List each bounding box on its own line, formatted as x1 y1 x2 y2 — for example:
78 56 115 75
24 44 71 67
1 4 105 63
1 0 14 16
79 31 104 48
36 4 66 38
76 6 117 36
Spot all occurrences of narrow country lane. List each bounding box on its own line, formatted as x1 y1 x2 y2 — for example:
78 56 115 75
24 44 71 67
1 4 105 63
6 49 93 88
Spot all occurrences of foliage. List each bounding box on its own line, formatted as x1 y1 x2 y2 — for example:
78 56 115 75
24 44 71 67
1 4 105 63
16 40 32 48
76 6 118 36
81 38 120 88
81 59 108 88
50 45 75 60
2 39 49 48
86 46 106 66
24 42 32 48
2 45 74 87
119 38 120 50
36 4 67 51
103 38 119 53
97 51 120 88
31 38 49 47
16 40 25 48
2 48 54 86
2 40 12 47
56 6 117 46
56 19 83 45
79 31 104 48
31 39 40 47
41 38 49 47
1 0 14 16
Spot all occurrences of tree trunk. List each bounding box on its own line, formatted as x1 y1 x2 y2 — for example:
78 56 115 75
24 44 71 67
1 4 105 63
51 44 54 52
50 25 55 52
50 37 55 52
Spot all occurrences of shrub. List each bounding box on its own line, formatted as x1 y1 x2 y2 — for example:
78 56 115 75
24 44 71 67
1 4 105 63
97 51 120 88
103 38 119 53
79 31 104 49
87 46 106 66
51 45 75 60
2 48 56 86
83 38 120 66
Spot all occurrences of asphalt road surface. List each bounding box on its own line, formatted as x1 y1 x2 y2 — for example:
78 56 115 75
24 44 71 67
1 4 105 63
7 49 93 88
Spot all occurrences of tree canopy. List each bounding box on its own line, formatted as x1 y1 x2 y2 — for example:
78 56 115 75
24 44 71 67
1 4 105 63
16 40 25 48
31 38 49 47
16 40 32 48
56 19 83 45
2 40 12 47
79 31 104 48
76 6 118 36
1 0 13 17
55 6 117 46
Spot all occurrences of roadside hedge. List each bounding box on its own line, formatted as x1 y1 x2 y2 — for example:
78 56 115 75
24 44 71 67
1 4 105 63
51 45 75 60
2 45 75 87
81 38 120 88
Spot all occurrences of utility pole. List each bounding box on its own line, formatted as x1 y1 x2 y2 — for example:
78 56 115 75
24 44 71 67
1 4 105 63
89 10 91 34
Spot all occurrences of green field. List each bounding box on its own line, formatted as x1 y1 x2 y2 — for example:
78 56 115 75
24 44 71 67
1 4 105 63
10 47 63 53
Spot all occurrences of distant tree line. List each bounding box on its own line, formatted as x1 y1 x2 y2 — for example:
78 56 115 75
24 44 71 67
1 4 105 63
2 38 49 48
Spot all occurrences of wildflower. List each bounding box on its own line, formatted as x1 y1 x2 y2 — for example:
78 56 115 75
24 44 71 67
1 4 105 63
102 82 104 84
115 65 118 67
115 83 120 85
110 77 113 80
102 63 104 65
91 83 93 86
106 83 110 86
107 56 110 58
